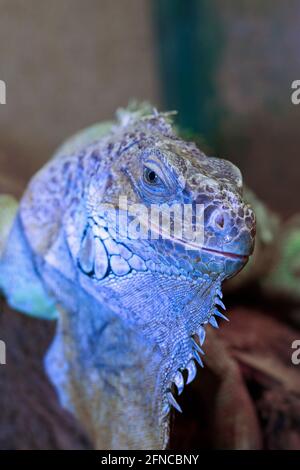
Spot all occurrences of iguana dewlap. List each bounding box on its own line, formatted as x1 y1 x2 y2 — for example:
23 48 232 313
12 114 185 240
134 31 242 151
0 105 255 449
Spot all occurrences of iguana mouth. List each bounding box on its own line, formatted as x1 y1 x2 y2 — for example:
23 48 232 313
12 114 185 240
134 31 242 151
201 246 249 261
148 232 250 261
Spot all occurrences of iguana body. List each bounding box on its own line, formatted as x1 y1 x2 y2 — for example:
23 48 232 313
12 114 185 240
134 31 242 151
0 105 255 449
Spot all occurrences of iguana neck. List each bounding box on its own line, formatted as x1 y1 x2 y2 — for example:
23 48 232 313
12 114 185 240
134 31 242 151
44 266 221 449
45 298 169 449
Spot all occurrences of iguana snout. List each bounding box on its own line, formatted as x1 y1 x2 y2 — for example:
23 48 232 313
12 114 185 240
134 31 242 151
189 176 256 279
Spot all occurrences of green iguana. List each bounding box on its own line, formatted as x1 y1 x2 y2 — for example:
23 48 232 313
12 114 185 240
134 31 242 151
0 104 256 449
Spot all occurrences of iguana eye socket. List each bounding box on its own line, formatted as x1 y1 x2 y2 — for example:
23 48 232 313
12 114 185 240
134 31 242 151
143 167 161 185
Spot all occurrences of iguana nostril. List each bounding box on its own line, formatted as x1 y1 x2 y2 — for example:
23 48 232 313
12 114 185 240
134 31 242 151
214 212 225 230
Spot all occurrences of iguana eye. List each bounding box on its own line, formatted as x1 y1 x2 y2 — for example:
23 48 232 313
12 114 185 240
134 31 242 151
137 156 177 202
143 167 160 185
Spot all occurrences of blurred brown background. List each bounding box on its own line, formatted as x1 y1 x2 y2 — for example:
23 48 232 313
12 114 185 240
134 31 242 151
0 0 159 191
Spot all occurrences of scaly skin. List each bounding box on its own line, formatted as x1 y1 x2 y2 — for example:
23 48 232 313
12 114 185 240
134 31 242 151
0 105 255 449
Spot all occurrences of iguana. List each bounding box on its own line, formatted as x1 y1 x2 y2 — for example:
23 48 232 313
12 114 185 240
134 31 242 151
0 104 255 449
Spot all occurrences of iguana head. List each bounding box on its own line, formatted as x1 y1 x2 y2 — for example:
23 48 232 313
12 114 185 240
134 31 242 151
85 111 255 282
